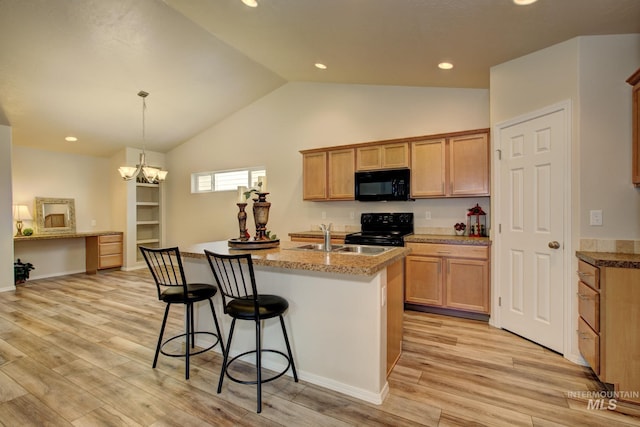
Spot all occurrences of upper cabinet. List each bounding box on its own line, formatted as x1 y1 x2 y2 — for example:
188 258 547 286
411 131 489 198
302 149 355 201
300 128 489 201
627 67 640 186
356 143 409 171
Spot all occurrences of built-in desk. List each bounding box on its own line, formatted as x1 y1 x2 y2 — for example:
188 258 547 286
14 232 123 275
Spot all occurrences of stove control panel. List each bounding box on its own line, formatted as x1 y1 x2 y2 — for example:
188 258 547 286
361 212 413 225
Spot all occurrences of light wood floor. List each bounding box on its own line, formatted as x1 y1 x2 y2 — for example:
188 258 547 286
0 269 638 426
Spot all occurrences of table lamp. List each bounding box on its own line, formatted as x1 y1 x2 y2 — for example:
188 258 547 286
13 205 32 236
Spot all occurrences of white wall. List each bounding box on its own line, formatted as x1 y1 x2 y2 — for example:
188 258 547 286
0 125 14 291
165 82 490 247
12 146 114 278
578 35 640 239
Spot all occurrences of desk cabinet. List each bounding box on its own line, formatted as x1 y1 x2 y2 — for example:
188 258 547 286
86 233 123 274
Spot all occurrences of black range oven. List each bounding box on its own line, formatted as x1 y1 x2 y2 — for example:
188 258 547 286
345 212 414 247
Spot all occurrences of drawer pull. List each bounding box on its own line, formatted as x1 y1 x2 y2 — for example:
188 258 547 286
576 292 595 301
436 251 451 254
577 271 594 277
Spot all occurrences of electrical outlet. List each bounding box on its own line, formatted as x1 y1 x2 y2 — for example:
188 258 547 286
91 219 96 227
425 211 431 220
321 211 326 220
589 210 603 226
349 212 355 220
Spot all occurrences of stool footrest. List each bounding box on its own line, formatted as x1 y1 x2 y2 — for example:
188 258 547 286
224 349 293 385
160 332 221 358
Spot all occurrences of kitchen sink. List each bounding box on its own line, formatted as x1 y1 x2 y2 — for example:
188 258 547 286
333 246 388 255
289 243 391 255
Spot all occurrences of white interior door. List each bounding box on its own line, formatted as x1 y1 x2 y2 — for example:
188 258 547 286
497 108 566 353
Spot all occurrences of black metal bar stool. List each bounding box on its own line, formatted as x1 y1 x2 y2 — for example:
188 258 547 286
204 250 298 413
140 246 225 380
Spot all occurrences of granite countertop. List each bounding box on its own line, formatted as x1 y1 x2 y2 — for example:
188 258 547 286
14 231 123 241
404 234 492 246
181 240 410 276
576 251 640 269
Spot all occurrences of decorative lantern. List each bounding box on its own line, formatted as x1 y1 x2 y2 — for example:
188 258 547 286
467 203 487 237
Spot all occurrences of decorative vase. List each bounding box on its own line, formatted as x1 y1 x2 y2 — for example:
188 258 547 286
455 230 465 236
236 203 249 240
252 193 271 241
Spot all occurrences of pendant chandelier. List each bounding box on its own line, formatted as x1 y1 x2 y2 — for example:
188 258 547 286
118 90 168 183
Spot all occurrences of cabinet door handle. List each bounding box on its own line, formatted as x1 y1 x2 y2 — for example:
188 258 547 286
577 271 594 277
577 331 593 340
436 251 451 254
576 292 595 300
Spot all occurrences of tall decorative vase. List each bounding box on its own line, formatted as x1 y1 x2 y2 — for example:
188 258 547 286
236 203 249 240
252 193 271 241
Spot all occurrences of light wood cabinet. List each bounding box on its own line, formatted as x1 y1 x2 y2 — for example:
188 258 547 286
449 133 490 196
328 149 355 199
302 152 327 200
577 257 640 404
85 233 123 274
356 143 409 171
627 67 640 186
405 242 490 317
410 138 446 197
302 149 354 201
411 132 489 198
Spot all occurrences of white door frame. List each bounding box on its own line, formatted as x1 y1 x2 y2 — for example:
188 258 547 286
491 100 576 361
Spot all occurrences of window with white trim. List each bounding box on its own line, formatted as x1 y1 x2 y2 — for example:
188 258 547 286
191 167 266 193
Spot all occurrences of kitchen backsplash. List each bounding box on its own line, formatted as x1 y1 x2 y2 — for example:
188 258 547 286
580 239 640 254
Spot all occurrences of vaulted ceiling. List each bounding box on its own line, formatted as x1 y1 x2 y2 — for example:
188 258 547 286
1 0 639 157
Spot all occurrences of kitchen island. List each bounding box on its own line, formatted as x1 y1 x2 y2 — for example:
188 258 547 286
180 240 409 404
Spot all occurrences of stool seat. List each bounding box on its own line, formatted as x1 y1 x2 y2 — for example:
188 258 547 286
160 283 218 303
226 294 289 320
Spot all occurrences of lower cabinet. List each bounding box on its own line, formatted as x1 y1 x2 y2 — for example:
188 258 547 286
577 256 640 405
86 233 123 274
405 242 490 316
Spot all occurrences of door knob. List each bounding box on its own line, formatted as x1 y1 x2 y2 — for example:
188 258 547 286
548 241 560 249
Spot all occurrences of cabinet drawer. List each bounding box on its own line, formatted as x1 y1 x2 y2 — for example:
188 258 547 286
578 260 599 290
99 234 123 244
578 317 600 375
99 242 122 256
577 281 600 332
406 242 488 259
99 254 122 269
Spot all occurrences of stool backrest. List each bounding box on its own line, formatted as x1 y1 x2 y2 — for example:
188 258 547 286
204 250 259 312
140 246 187 299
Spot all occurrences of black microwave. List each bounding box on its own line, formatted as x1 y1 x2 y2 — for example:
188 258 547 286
355 168 411 201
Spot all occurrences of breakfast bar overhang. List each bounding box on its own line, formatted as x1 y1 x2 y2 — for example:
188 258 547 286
180 240 408 404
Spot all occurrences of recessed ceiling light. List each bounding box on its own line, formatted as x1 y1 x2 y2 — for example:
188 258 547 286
438 62 453 70
513 0 538 5
315 63 327 70
241 0 258 7
65 136 78 142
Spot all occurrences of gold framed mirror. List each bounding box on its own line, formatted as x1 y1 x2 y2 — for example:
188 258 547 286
35 197 76 234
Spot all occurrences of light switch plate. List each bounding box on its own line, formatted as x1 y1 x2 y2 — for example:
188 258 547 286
590 210 603 226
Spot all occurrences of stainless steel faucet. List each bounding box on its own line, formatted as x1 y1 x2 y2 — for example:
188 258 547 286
319 223 332 251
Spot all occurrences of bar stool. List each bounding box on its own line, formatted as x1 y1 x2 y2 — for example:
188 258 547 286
140 246 225 380
204 250 298 413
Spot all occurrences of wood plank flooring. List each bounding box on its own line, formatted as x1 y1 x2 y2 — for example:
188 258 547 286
0 269 638 426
